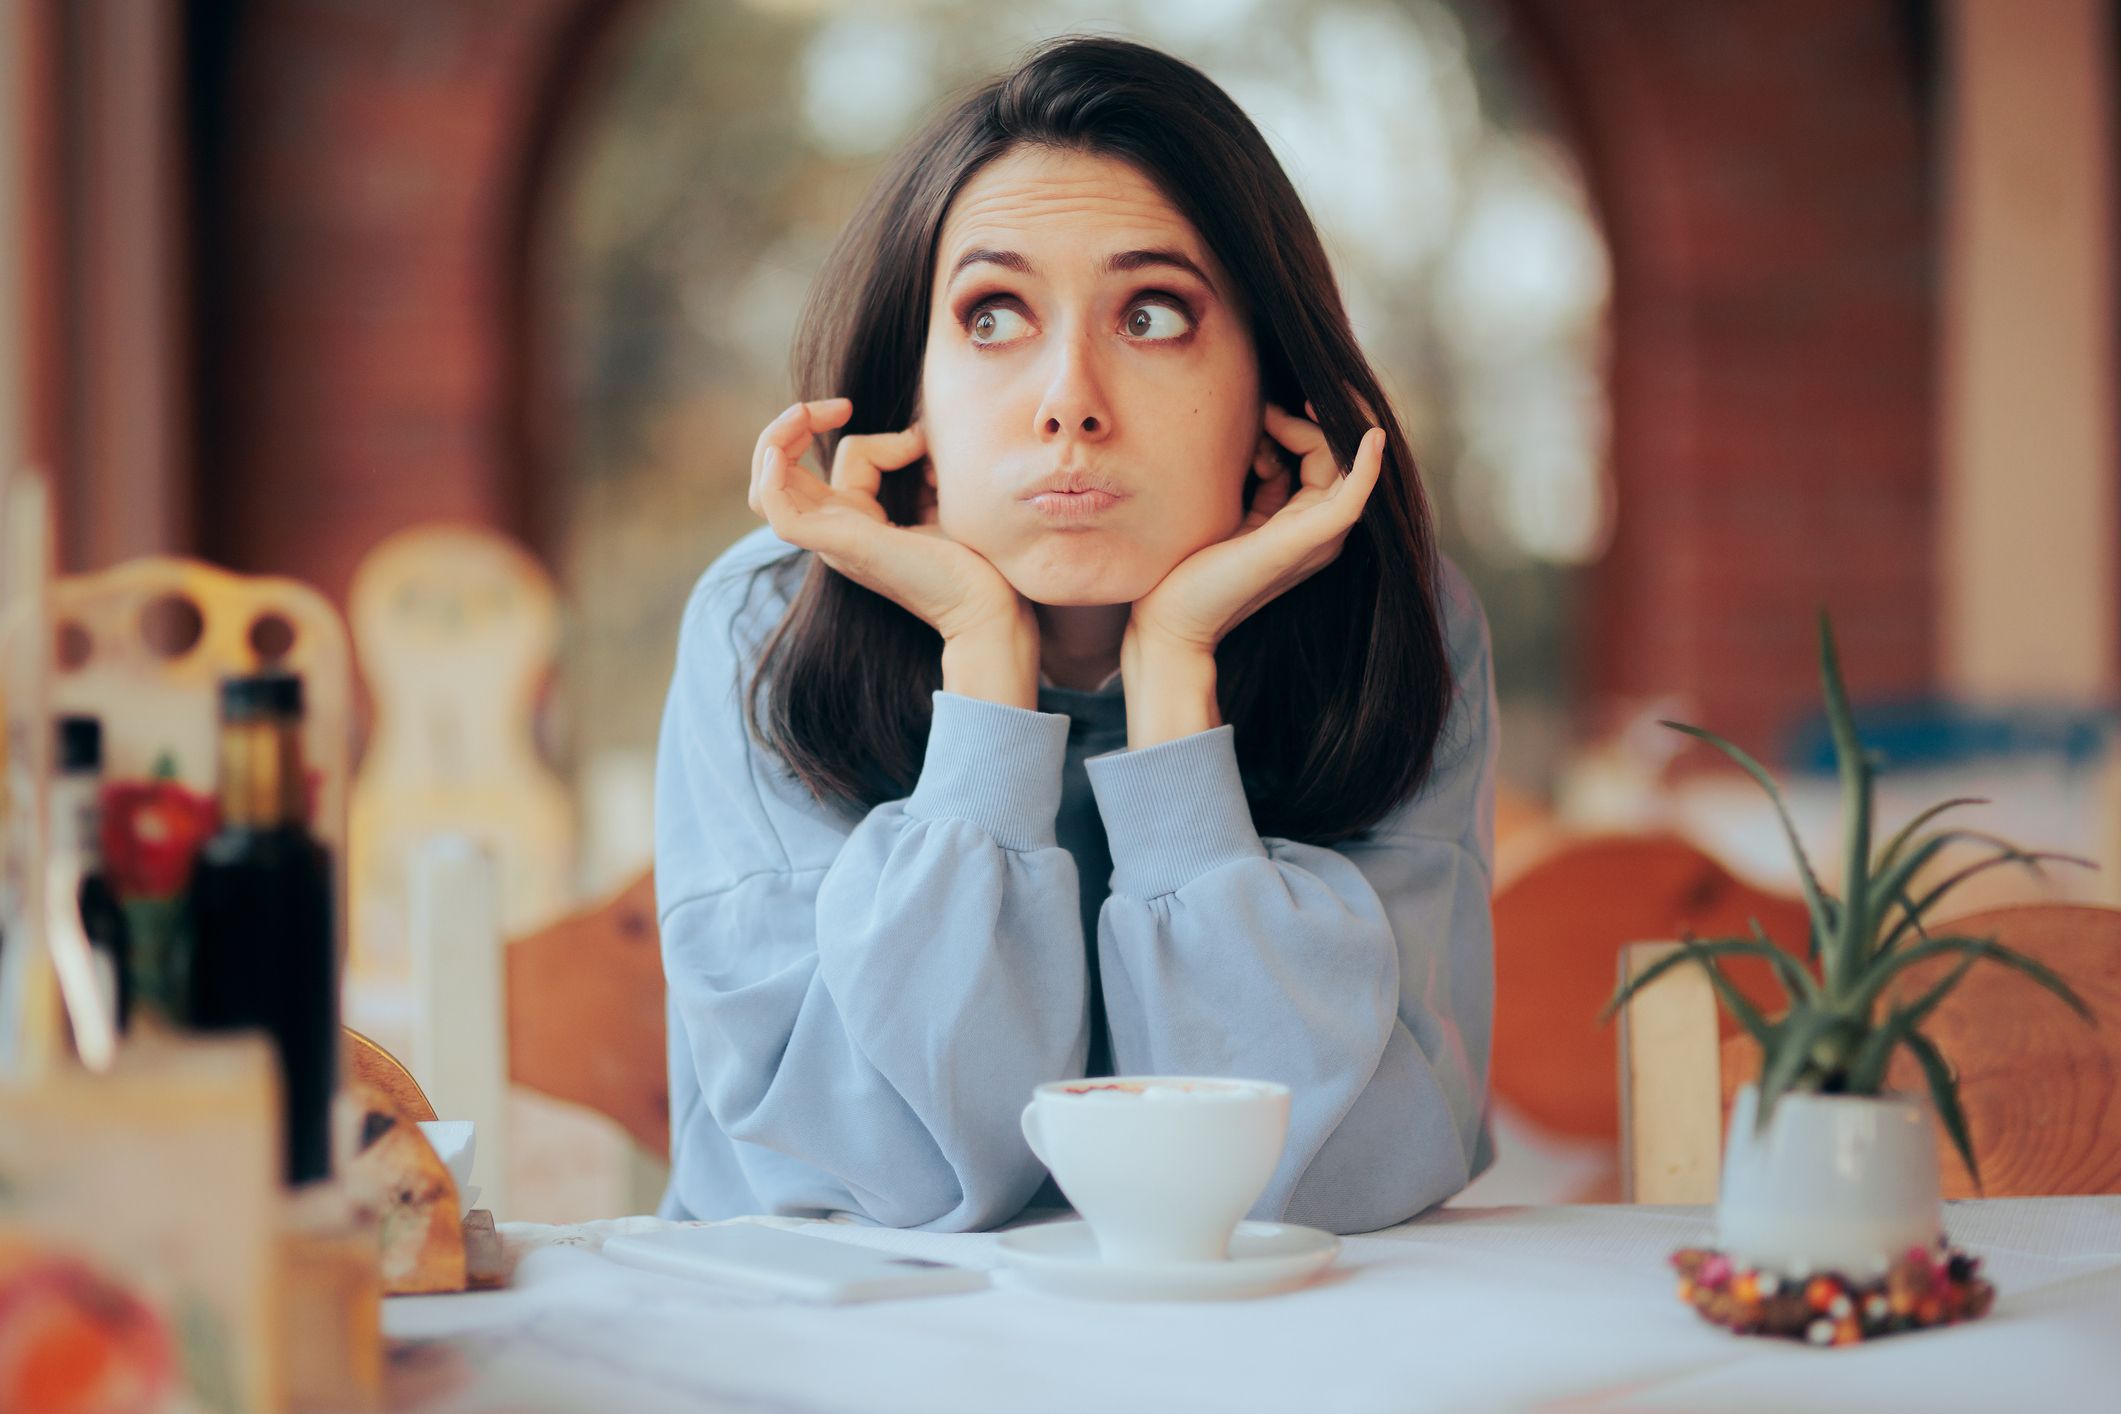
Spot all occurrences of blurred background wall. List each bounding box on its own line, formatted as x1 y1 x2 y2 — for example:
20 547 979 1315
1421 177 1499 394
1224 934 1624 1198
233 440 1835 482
4 0 2117 893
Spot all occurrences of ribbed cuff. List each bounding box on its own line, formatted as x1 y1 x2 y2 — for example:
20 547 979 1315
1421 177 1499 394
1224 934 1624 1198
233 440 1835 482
905 691 1070 851
1085 725 1267 898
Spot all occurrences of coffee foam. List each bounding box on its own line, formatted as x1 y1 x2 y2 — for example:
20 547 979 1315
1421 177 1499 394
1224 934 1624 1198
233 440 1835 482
1057 1080 1254 1102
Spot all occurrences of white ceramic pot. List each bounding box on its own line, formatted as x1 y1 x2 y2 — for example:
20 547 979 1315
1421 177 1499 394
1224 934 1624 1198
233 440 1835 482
1716 1084 1944 1278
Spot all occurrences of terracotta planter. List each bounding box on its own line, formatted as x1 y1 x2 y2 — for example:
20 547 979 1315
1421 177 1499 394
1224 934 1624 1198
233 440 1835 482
1716 1084 1944 1277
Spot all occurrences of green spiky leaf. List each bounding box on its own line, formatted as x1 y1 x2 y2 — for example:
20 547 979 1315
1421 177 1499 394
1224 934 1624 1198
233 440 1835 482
1601 610 2098 1144
1659 719 1837 960
1877 844 2092 954
1885 882 1934 955
1754 1006 1837 1133
1817 612 1875 996
1599 937 1813 1025
1904 1030 1982 1193
1744 918 1825 1006
1843 953 1977 1091
1874 797 1988 878
1700 957 1776 1048
1849 934 2097 1027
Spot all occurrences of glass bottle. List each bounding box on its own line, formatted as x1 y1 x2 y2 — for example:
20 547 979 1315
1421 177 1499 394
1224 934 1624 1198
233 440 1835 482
186 672 338 1186
52 714 130 1034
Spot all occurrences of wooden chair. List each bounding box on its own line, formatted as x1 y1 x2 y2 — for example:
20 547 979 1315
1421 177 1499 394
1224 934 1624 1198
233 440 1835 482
49 554 354 919
344 865 667 1199
346 524 574 998
30 552 352 1071
1491 833 1813 1152
503 867 666 1157
1617 903 2121 1202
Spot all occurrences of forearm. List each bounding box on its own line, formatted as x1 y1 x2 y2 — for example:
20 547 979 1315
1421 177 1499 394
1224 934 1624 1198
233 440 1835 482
941 606 1041 709
1119 624 1222 748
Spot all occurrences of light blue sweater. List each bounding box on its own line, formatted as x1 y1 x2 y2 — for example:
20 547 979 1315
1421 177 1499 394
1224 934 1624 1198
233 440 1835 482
654 525 1497 1234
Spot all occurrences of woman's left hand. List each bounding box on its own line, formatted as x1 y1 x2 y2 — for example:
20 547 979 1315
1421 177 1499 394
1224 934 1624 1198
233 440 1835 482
1128 404 1385 657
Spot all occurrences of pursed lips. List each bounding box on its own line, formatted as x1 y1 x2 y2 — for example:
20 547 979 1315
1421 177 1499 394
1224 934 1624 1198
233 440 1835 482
1021 473 1126 520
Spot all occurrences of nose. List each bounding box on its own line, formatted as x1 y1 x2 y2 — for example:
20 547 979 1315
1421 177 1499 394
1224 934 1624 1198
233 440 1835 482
1033 330 1112 445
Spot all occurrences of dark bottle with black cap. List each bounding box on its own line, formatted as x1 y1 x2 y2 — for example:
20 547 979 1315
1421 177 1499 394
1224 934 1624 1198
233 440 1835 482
186 671 338 1186
54 714 130 1033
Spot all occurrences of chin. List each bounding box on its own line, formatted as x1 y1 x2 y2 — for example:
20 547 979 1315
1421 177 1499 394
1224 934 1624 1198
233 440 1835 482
997 536 1166 607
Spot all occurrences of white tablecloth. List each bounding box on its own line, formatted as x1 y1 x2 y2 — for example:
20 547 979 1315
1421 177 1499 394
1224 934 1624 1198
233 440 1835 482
383 1198 2121 1413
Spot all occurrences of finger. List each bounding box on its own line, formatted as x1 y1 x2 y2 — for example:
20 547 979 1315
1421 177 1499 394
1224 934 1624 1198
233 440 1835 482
755 445 791 528
1250 465 1294 522
768 442 839 513
830 424 926 498
759 397 852 456
1245 435 1292 520
759 446 850 558
753 398 853 503
1261 402 1328 457
750 439 798 518
1249 430 1281 479
1300 393 1382 429
1327 428 1386 519
762 397 854 469
758 445 801 519
1264 404 1344 493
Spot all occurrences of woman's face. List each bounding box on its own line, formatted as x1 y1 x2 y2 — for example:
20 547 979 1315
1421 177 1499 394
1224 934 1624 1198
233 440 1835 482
919 145 1264 606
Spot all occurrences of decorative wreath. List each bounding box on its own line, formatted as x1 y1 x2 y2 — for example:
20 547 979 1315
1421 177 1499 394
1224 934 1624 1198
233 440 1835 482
1671 1243 1995 1346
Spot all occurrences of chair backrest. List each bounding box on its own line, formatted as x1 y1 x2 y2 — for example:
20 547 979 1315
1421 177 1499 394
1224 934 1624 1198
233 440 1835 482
1615 939 1724 1203
48 556 354 991
362 860 665 1218
50 556 351 845
505 868 666 1157
1492 832 1812 1143
347 524 574 998
1621 903 2121 1200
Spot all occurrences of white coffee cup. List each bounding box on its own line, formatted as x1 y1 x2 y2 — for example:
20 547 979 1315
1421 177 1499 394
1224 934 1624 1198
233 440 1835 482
1019 1076 1291 1265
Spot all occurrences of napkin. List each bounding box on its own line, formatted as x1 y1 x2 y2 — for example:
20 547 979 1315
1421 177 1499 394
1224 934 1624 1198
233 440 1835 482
417 1119 480 1217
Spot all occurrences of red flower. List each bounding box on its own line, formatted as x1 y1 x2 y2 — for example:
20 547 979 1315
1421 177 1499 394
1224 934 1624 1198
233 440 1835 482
99 764 219 901
0 1241 177 1414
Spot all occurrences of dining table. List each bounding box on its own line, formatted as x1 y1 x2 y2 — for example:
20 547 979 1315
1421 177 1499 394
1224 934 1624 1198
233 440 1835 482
381 1196 2121 1413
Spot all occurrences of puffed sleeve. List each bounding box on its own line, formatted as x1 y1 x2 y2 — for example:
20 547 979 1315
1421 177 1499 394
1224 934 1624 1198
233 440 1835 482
1088 559 1496 1233
655 531 1090 1229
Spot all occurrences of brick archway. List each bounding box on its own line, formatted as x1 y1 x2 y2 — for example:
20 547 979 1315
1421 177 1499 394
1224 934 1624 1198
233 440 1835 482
198 0 1939 756
1506 0 1938 753
194 0 649 606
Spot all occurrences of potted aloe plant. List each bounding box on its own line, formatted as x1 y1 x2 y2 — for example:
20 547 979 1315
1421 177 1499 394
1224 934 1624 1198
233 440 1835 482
1604 614 2095 1281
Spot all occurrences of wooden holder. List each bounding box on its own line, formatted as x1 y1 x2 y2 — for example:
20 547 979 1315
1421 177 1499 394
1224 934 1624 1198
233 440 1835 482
0 1030 281 1414
279 1205 383 1411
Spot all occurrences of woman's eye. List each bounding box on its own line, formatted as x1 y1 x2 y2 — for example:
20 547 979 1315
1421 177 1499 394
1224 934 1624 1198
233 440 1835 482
968 304 1032 346
1123 301 1193 341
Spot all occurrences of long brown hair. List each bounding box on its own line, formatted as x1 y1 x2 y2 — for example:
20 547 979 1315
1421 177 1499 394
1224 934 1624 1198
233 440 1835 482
745 36 1454 845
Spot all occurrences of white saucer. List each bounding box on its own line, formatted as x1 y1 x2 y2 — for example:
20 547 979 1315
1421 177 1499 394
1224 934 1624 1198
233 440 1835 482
997 1220 1340 1301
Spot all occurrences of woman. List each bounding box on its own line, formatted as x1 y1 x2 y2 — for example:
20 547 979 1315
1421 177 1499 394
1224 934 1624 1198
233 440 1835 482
655 36 1496 1235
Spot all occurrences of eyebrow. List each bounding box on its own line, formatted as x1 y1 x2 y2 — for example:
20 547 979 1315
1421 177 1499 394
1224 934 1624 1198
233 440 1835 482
946 246 1216 288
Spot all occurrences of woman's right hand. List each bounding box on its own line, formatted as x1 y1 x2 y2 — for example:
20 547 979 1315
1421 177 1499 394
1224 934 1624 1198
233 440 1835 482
750 398 1029 649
